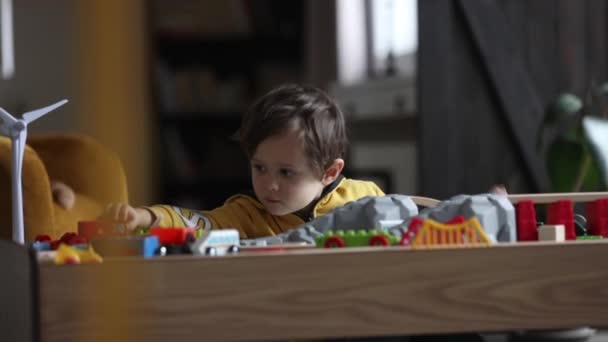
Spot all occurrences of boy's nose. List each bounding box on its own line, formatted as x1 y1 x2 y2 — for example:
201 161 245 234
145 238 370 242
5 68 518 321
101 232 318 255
268 179 279 192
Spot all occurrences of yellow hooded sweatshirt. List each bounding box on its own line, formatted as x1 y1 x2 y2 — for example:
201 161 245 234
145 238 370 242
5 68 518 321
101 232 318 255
145 176 384 238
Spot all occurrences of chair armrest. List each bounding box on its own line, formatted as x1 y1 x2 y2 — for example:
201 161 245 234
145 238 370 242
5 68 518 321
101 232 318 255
0 137 55 240
27 134 128 207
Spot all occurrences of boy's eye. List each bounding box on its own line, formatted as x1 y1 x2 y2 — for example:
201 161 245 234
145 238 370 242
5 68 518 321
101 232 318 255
252 164 265 172
280 169 295 177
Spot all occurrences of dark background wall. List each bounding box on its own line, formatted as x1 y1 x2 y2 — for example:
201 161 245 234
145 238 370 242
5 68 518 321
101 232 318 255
419 0 608 199
11 1 605 205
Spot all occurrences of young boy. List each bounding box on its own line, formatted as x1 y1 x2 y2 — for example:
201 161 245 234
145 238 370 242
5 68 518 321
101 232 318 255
103 84 385 238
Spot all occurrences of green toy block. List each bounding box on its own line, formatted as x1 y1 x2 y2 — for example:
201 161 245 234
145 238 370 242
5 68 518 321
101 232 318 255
315 229 398 248
576 235 604 240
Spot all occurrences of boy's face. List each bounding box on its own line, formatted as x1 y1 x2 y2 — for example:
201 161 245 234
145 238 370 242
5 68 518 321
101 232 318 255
250 130 326 216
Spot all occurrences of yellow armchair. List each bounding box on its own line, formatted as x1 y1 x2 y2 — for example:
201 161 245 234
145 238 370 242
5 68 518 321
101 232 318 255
0 134 128 241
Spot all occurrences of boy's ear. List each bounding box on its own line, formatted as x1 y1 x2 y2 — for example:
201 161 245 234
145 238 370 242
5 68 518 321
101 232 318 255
322 158 344 185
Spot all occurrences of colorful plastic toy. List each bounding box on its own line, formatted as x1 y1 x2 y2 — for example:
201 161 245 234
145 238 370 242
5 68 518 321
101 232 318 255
54 243 103 264
91 235 160 258
263 195 419 246
78 220 128 240
150 227 196 245
148 227 197 256
417 194 516 243
34 232 88 251
576 235 603 240
547 200 576 240
401 216 466 246
316 229 399 248
587 198 608 237
510 193 608 241
410 217 491 248
192 229 240 256
515 201 538 241
537 224 565 242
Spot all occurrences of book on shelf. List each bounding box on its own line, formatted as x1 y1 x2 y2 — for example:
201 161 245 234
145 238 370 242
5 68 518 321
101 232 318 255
156 60 249 113
152 0 251 36
162 126 198 183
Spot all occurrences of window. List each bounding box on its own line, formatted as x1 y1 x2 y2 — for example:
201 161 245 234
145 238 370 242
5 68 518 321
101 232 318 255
370 0 417 77
336 0 417 84
0 0 14 79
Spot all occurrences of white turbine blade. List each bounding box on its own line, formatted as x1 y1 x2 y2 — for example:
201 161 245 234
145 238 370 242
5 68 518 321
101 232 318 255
11 129 26 243
0 106 17 125
22 99 68 123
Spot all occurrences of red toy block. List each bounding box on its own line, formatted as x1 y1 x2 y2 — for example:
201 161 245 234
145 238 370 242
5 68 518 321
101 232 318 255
150 227 196 245
78 220 127 240
50 240 61 250
60 232 78 243
34 234 52 242
547 200 575 240
51 232 89 248
69 236 89 245
586 198 608 237
516 201 537 241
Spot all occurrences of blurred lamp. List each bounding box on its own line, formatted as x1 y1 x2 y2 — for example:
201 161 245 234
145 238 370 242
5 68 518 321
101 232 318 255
1 0 14 79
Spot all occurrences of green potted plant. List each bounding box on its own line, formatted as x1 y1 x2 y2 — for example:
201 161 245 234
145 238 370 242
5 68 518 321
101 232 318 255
538 82 608 192
519 84 608 342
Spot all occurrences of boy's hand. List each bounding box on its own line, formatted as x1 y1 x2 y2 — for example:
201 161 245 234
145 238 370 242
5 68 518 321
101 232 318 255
101 203 154 231
51 180 75 209
490 184 508 195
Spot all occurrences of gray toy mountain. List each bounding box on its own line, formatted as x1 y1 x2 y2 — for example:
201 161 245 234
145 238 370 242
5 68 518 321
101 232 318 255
240 193 517 245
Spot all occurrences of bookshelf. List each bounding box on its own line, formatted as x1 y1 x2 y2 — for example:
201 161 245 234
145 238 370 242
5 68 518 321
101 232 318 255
149 0 304 208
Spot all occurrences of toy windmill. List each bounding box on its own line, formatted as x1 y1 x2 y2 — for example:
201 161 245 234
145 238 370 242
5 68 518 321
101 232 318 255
0 99 68 243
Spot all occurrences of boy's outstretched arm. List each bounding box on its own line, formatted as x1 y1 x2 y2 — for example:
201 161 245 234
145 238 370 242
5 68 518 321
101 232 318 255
101 203 155 231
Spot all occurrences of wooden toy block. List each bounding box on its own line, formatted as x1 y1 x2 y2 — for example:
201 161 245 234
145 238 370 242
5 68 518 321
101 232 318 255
538 224 565 242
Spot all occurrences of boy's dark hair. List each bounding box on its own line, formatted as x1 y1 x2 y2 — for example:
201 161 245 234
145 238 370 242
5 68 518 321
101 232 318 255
239 83 348 175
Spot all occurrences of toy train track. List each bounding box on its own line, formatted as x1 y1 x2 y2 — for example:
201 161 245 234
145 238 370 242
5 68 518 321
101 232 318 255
409 196 442 208
506 192 608 204
418 192 608 208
